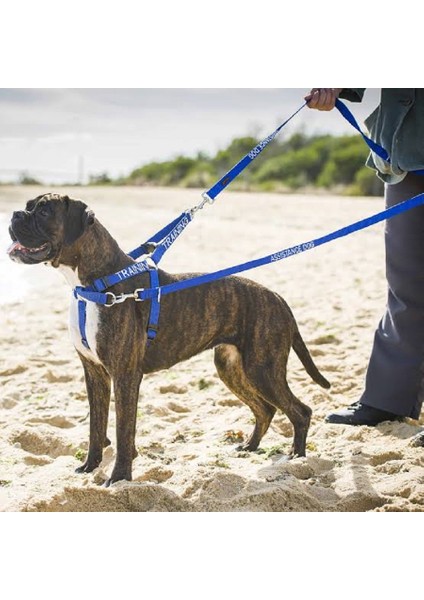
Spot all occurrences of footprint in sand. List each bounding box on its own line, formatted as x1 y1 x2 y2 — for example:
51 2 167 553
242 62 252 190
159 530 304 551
25 414 77 429
29 358 70 366
217 398 243 408
43 370 74 383
309 334 341 346
159 384 188 395
374 460 405 475
23 455 53 466
9 427 75 458
136 467 174 483
0 364 28 377
167 401 190 413
368 450 404 467
0 393 19 409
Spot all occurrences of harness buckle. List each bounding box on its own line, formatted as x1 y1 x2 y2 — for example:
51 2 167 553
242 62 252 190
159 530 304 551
187 191 215 219
133 288 145 301
104 292 117 307
103 289 146 306
104 292 133 307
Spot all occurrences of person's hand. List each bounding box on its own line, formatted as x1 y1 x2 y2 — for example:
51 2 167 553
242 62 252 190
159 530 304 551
304 88 343 111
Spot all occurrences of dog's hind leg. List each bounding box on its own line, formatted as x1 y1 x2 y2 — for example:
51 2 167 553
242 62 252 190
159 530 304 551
241 354 312 458
76 356 111 474
214 344 276 451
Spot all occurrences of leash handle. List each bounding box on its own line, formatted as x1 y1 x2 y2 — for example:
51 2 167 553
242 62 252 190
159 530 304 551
335 97 424 176
335 98 390 162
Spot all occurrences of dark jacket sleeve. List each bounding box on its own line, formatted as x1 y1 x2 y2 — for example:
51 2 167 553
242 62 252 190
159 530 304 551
339 88 366 102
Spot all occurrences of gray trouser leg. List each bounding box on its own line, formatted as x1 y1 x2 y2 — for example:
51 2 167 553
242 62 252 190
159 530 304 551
360 172 424 419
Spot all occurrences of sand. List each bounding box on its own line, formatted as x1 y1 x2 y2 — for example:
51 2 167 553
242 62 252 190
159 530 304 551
1 184 423 512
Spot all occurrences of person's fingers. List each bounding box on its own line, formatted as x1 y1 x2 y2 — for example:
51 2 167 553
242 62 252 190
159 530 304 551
305 88 338 111
305 88 321 108
317 88 330 109
319 89 336 110
304 88 319 101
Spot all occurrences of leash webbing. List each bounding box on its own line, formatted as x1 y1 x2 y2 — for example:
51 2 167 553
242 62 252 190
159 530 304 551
75 192 424 309
335 98 424 175
74 96 424 349
128 211 193 263
135 193 424 300
335 99 390 162
118 101 308 266
205 102 307 201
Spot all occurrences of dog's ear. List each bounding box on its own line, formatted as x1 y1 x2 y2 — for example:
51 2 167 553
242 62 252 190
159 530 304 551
25 197 41 212
63 196 95 245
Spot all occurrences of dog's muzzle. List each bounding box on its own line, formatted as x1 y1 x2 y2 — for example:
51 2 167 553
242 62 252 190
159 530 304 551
8 211 52 264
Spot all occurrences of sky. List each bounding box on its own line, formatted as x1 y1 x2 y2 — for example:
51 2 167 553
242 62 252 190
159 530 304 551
0 88 381 184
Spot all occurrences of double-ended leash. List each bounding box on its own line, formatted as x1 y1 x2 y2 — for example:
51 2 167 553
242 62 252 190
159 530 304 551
74 97 424 349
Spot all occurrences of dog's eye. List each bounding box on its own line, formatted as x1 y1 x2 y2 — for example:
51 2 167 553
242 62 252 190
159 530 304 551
39 207 50 218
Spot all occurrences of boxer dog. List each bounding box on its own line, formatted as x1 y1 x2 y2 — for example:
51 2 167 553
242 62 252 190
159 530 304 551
8 193 330 485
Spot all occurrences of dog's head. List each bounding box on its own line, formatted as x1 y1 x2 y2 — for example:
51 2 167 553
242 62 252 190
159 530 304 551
8 193 95 267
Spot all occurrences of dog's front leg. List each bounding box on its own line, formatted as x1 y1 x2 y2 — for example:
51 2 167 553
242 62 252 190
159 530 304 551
106 370 143 485
76 355 111 474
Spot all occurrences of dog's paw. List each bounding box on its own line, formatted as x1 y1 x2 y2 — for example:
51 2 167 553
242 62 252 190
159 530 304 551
236 443 258 452
75 459 100 474
103 476 132 488
104 466 132 486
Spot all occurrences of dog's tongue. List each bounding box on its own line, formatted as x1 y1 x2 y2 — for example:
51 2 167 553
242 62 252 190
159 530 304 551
7 242 27 254
7 241 21 254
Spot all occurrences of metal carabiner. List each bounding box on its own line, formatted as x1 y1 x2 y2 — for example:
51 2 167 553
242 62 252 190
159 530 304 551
187 191 215 219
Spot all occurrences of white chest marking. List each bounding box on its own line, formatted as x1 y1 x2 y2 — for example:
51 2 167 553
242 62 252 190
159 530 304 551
58 265 101 364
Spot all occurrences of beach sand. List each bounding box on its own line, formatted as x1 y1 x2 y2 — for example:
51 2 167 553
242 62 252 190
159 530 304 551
1 185 423 512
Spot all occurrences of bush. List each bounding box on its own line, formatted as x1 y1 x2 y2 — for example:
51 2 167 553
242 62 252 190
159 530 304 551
19 172 41 185
121 131 381 195
345 167 384 196
253 136 332 185
317 137 368 188
89 172 112 185
212 137 258 174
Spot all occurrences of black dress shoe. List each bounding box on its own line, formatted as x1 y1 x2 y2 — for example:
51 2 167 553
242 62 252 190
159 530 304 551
410 431 424 447
325 402 402 426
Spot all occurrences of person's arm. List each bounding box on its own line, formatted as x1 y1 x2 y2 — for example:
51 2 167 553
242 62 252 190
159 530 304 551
338 89 365 103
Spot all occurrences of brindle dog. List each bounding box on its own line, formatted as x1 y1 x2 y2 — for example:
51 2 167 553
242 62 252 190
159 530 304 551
8 193 330 485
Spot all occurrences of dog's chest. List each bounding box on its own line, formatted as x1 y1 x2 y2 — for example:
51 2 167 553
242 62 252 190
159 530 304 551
59 266 101 364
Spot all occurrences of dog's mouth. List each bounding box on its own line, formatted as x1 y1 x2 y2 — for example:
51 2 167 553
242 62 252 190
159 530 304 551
7 239 51 263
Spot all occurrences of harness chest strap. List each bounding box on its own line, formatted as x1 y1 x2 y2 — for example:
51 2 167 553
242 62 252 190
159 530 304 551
75 261 161 350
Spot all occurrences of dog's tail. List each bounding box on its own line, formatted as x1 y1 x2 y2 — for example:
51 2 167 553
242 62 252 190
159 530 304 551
292 330 331 389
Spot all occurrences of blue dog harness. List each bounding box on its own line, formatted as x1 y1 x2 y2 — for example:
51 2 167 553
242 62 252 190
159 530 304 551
74 98 424 350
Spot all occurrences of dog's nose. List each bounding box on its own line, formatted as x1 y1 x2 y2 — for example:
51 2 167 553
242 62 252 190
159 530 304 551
12 210 25 221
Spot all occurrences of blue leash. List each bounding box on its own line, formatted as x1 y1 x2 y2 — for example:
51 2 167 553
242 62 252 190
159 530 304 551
75 101 308 349
205 102 307 201
135 192 424 301
75 191 424 316
335 98 424 175
75 96 424 348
